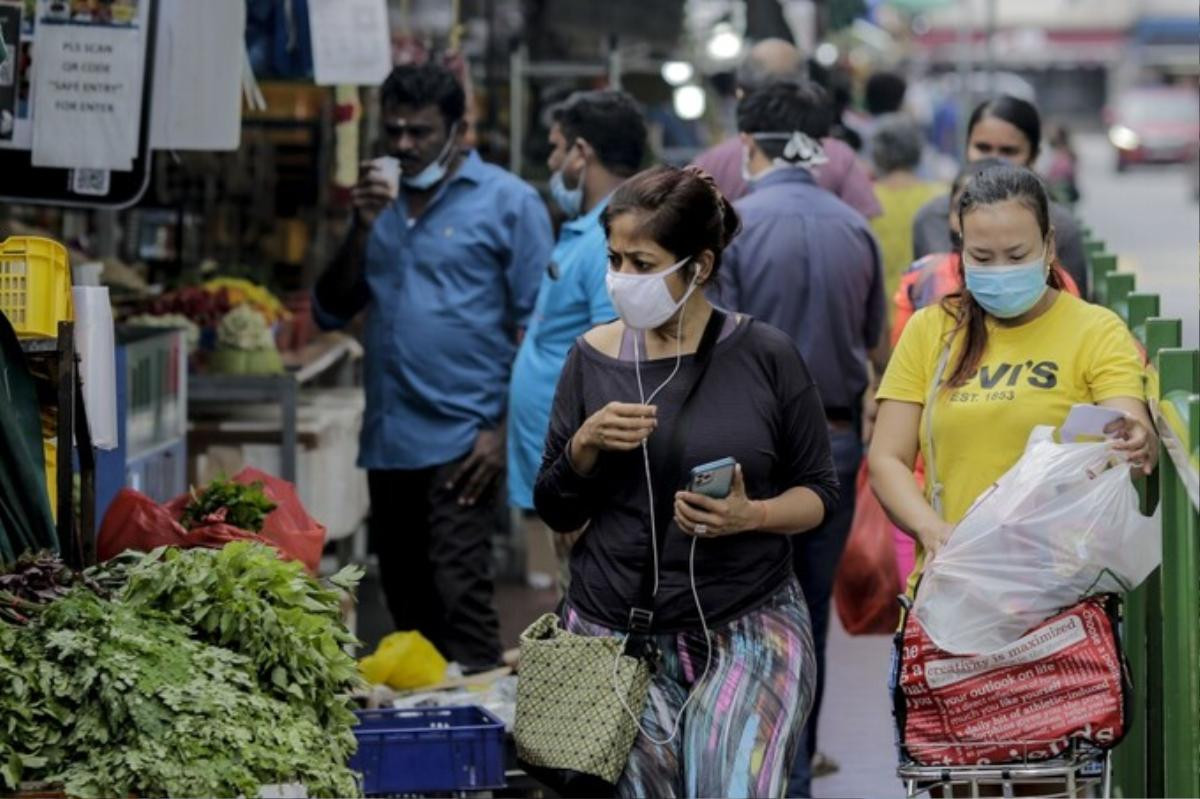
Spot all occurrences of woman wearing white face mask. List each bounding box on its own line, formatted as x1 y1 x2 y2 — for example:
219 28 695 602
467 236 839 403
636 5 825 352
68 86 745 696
870 164 1157 602
533 165 839 798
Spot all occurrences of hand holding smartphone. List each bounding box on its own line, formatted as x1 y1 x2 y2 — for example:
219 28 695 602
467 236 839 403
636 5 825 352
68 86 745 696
688 457 737 499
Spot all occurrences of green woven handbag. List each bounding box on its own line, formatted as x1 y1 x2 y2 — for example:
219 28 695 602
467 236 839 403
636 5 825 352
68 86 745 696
514 613 652 786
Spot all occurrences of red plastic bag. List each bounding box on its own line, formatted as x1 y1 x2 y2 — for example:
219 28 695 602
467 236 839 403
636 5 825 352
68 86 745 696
833 461 902 634
896 595 1129 766
98 468 325 572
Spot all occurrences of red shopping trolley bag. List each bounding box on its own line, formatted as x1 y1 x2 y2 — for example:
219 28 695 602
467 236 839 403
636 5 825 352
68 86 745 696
894 594 1131 766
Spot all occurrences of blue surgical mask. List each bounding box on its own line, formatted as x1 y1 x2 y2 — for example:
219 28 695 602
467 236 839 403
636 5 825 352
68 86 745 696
549 166 584 217
963 246 1049 319
401 124 458 191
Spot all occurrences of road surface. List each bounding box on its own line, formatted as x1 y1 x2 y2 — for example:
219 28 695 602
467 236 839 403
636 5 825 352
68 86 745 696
1076 132 1199 348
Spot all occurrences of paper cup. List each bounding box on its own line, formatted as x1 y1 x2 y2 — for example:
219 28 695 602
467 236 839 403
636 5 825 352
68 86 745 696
371 156 401 199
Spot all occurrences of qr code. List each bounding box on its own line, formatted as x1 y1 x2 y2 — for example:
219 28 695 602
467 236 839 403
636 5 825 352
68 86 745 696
71 169 111 197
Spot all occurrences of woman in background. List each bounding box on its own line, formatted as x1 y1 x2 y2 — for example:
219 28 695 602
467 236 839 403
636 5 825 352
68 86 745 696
910 96 1089 292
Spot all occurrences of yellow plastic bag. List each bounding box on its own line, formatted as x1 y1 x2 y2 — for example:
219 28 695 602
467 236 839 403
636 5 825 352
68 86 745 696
359 631 448 690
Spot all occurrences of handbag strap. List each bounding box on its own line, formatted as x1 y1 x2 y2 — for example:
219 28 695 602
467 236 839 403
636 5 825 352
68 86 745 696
924 335 953 520
627 308 726 635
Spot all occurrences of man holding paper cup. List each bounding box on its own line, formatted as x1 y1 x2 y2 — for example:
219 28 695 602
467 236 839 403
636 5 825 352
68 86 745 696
314 62 554 673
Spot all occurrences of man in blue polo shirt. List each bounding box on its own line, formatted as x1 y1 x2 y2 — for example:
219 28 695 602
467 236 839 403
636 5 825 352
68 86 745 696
507 90 646 589
313 63 553 672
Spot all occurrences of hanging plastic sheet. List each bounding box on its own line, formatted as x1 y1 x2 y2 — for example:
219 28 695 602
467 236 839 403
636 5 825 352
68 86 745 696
0 311 57 561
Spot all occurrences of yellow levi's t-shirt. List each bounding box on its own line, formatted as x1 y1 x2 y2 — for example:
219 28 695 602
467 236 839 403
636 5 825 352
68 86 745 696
876 292 1146 595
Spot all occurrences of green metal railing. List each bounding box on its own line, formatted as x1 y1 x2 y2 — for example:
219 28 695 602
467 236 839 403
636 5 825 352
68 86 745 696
1082 235 1200 799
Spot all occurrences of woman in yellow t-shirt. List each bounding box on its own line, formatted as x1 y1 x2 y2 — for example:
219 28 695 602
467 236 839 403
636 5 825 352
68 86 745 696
869 163 1157 596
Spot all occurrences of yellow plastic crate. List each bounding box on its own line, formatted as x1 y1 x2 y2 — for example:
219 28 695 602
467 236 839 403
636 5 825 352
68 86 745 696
0 236 73 338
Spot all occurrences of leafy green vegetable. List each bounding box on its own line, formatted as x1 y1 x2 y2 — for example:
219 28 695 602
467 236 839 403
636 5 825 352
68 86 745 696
118 544 365 752
1 546 366 797
0 551 106 625
1 589 359 797
180 478 277 532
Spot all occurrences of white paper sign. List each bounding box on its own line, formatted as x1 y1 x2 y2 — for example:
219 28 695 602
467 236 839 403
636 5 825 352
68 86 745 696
31 20 143 169
308 0 391 87
150 0 244 151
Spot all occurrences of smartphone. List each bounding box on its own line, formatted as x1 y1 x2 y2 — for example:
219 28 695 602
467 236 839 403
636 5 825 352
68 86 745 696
688 457 737 499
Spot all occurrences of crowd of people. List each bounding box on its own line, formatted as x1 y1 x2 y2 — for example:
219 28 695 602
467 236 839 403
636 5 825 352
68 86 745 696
314 41 1155 798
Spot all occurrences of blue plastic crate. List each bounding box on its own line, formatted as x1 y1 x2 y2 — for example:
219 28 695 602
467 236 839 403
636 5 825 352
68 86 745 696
349 705 507 795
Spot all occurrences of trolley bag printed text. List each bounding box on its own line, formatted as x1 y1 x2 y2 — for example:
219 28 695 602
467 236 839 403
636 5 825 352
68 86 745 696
895 594 1130 766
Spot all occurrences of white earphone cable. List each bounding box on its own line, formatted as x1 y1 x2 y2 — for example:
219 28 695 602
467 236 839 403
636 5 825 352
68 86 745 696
613 300 714 747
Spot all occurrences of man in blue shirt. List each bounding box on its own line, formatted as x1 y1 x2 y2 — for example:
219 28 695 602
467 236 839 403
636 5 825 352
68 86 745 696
507 90 644 590
714 81 886 797
313 63 553 671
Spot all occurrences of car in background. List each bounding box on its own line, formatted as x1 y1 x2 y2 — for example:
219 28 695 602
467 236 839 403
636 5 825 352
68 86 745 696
1107 87 1200 172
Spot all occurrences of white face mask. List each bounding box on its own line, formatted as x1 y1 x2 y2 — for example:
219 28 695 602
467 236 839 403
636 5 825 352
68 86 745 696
605 256 697 331
401 123 459 191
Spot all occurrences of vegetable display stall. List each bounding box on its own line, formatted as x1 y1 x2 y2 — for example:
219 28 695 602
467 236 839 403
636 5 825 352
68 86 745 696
0 543 364 798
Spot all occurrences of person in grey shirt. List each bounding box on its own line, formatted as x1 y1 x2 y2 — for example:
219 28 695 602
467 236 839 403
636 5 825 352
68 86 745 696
911 95 1088 292
714 80 885 798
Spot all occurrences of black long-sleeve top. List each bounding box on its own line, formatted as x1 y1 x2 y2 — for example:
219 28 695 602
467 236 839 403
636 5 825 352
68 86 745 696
533 318 839 632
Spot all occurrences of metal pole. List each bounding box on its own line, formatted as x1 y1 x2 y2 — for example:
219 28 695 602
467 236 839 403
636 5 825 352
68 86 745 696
985 0 997 96
280 376 297 484
483 0 497 134
607 34 621 90
956 0 972 162
509 44 526 176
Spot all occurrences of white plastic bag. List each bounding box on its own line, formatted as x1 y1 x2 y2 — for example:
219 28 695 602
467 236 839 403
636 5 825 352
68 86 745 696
914 425 1160 655
72 286 118 450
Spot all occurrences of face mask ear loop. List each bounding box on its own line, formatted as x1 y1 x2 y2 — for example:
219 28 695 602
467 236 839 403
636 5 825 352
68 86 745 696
616 276 714 748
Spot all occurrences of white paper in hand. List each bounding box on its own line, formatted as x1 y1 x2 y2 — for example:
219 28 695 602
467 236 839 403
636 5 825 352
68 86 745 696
1059 403 1127 443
